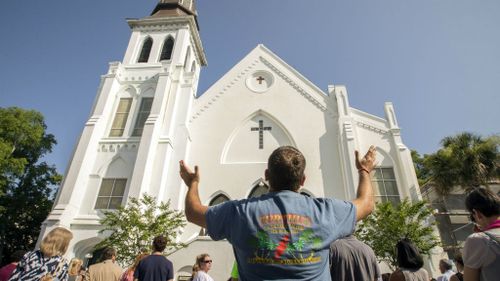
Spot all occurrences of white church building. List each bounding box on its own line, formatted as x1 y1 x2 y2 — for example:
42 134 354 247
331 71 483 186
40 1 437 279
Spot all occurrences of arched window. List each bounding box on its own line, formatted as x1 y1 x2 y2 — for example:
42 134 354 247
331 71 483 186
249 182 269 198
159 37 174 61
184 46 191 71
209 194 230 206
371 167 400 206
138 37 153 63
200 193 230 236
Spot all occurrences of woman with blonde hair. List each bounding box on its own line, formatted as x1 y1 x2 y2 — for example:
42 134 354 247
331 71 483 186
190 254 214 281
68 258 83 281
9 227 73 281
120 253 148 281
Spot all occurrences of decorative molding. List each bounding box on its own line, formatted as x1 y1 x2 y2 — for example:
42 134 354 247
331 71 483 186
97 141 139 153
260 56 335 118
189 59 259 123
86 115 101 125
356 121 388 135
145 114 159 124
343 122 355 140
189 53 335 123
158 137 173 148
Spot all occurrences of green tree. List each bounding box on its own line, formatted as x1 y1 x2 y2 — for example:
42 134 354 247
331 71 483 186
96 194 186 265
356 199 440 270
411 150 431 186
424 132 499 195
0 107 61 265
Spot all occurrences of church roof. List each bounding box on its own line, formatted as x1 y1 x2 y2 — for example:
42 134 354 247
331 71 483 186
149 0 199 29
150 0 197 17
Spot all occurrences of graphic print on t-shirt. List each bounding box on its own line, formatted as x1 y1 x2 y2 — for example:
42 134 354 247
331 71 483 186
248 213 322 265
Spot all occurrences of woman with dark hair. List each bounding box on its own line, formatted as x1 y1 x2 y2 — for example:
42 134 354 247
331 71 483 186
389 238 429 281
462 188 500 281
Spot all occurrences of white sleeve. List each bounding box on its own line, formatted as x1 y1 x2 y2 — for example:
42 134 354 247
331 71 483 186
463 233 488 269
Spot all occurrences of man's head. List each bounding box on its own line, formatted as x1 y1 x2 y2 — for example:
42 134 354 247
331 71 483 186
152 235 168 253
102 247 116 262
439 259 453 273
465 188 500 224
266 146 306 191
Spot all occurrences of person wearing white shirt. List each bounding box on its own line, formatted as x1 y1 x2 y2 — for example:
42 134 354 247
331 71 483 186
191 254 214 281
437 259 455 281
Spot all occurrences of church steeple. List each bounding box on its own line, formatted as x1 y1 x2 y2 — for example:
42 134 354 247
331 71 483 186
123 0 206 66
150 0 197 18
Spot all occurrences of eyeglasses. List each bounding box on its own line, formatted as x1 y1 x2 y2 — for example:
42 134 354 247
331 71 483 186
202 260 212 263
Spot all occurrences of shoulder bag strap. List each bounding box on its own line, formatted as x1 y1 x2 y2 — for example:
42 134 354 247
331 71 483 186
483 231 500 245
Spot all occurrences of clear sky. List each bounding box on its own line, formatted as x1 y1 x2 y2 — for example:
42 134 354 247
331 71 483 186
1 0 499 174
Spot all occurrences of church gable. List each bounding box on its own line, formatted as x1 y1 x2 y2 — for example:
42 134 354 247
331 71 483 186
190 44 335 123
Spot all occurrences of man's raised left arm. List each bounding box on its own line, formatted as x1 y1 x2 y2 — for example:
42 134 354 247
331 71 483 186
179 160 208 228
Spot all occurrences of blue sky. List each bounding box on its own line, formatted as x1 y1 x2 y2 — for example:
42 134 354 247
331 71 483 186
1 0 499 174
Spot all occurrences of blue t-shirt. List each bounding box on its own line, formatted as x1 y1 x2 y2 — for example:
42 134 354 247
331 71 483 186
206 190 356 281
134 255 173 281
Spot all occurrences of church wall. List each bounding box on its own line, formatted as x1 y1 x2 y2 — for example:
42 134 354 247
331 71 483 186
187 52 346 221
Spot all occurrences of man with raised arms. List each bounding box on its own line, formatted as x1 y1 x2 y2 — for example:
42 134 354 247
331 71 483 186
180 145 376 281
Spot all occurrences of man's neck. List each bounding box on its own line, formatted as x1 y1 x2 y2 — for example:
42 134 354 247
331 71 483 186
152 251 162 255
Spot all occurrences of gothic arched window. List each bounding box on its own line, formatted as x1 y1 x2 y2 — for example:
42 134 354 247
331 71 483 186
249 182 269 198
209 194 230 206
371 167 400 206
159 37 174 61
138 37 153 63
200 193 230 236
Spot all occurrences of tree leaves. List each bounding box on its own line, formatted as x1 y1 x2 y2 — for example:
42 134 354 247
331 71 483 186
355 199 440 270
0 107 60 265
416 132 499 195
95 194 186 266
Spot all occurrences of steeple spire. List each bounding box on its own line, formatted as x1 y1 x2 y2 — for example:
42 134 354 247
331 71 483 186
150 0 197 18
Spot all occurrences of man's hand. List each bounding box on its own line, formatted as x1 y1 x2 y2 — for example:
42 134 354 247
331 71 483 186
179 160 208 228
355 145 376 174
352 146 377 221
180 160 199 188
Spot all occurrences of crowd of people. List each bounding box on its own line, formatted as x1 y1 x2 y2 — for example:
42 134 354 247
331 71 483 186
1 146 499 281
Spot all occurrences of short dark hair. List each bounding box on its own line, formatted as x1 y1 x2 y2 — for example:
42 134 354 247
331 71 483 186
267 146 306 191
395 238 424 270
465 188 500 217
152 235 168 252
102 247 116 260
10 250 26 263
439 259 453 270
454 254 464 267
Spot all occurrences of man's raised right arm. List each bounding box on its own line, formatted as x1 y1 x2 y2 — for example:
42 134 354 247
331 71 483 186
351 146 376 221
179 160 209 228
